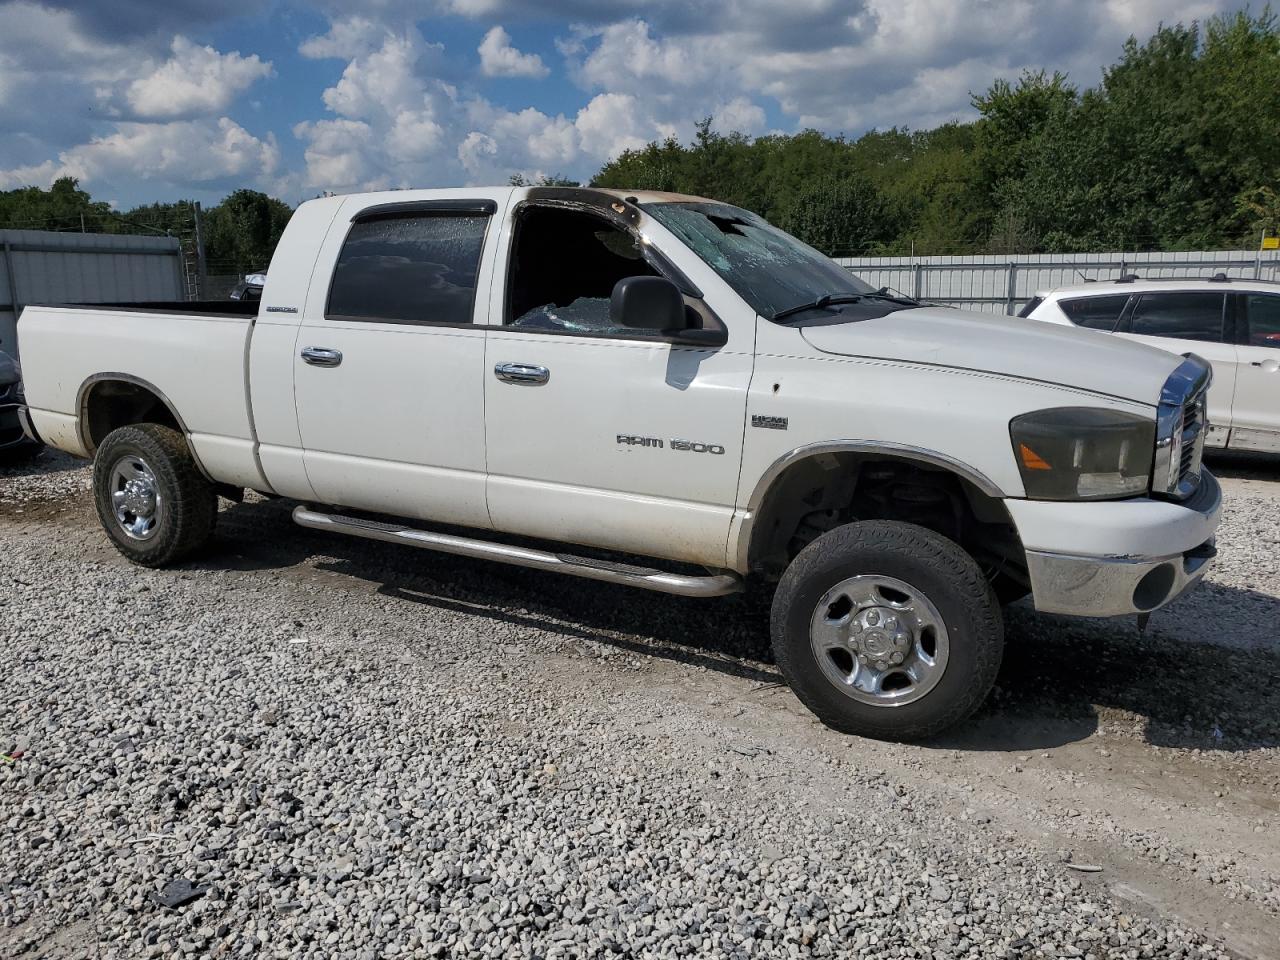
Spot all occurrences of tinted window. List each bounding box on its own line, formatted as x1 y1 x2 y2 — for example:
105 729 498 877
1129 292 1225 343
1245 293 1280 347
327 214 488 324
1058 294 1129 331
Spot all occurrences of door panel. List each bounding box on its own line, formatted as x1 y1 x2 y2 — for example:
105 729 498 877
295 321 490 525
1116 291 1236 445
293 194 507 528
483 332 752 566
1231 293 1280 451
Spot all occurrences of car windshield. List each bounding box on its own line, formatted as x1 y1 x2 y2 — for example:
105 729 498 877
640 201 877 320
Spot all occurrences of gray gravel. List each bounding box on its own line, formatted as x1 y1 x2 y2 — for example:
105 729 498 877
2 453 1277 959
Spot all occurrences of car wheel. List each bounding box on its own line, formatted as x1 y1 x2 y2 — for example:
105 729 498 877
93 423 217 567
771 519 1003 741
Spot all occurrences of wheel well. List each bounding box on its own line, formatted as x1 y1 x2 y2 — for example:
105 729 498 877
80 379 182 454
748 452 1027 588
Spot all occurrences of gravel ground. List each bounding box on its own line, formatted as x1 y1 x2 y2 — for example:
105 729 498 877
1 450 1277 959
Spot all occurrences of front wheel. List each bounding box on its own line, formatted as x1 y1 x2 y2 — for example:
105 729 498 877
93 423 217 567
771 520 1003 741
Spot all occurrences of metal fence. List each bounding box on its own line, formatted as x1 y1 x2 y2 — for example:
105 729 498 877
836 249 1280 315
0 229 185 359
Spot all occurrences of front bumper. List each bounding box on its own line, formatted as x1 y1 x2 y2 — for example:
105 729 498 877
1015 471 1222 618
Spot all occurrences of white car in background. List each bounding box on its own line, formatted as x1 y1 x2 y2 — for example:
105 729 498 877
1021 276 1280 453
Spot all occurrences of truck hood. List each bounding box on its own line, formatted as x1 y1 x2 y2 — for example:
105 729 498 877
799 306 1178 404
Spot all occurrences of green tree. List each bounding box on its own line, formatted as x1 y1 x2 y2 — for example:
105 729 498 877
778 176 894 256
202 189 293 271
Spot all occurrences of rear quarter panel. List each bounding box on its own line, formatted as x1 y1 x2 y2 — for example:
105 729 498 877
18 305 257 484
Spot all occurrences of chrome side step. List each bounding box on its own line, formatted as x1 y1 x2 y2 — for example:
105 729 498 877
292 507 743 598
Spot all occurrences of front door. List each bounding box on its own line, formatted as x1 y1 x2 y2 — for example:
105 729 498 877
293 195 506 528
1232 291 1280 452
1117 290 1237 447
482 202 753 568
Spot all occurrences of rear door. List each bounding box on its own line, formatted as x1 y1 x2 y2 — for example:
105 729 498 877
292 193 508 527
1117 290 1237 447
1230 292 1280 452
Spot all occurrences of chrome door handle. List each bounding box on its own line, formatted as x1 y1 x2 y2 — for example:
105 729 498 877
301 346 343 367
494 362 549 385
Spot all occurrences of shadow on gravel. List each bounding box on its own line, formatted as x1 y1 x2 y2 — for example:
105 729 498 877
202 498 1279 754
940 598 1280 754
1204 450 1280 483
0 449 83 479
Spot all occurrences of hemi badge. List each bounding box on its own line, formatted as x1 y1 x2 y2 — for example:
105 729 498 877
751 415 788 430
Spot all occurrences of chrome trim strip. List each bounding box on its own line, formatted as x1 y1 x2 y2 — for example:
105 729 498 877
733 440 1005 572
293 506 744 599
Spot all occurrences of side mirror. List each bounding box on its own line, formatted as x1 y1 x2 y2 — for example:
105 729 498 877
610 276 686 332
609 276 728 347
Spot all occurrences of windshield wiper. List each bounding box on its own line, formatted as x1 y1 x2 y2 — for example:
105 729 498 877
771 294 865 322
863 287 920 306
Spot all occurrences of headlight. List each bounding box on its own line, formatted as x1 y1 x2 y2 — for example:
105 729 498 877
1010 408 1154 500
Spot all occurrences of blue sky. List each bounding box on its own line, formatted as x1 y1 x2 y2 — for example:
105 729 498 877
0 1 1240 209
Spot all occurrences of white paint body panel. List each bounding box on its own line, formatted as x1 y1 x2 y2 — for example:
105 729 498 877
16 187 1220 594
1231 342 1280 451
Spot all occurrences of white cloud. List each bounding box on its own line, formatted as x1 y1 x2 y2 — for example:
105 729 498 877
478 26 549 78
0 117 278 188
126 37 273 119
299 16 392 60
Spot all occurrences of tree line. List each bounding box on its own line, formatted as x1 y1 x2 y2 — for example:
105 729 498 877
1 10 1277 264
0 179 292 275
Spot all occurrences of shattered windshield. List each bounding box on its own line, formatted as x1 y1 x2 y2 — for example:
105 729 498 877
640 201 877 320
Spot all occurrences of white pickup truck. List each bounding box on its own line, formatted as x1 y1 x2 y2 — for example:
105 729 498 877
15 187 1222 740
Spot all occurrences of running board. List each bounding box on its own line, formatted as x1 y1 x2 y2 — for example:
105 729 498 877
292 507 743 598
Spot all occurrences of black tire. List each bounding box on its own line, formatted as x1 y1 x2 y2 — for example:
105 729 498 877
771 520 1003 741
93 423 217 567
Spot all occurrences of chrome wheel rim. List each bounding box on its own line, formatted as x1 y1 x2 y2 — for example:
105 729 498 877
809 575 949 707
109 455 163 541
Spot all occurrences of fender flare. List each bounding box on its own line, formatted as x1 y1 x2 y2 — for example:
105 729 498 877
733 440 1007 572
75 372 211 478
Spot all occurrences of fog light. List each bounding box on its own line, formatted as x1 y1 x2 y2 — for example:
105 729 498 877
1133 564 1176 612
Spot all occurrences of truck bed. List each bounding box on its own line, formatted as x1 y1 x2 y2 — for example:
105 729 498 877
16 302 266 490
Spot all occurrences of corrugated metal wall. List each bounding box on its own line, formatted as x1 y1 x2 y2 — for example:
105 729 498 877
0 229 184 359
836 249 1280 315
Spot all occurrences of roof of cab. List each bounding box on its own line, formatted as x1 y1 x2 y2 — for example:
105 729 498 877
590 188 716 205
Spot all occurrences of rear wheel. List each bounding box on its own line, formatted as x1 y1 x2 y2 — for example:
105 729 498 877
771 520 1003 741
93 423 217 567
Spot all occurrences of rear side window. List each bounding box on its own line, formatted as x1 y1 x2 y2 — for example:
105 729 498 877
327 214 488 324
1129 292 1225 343
1058 295 1129 331
1245 293 1280 347
1016 296 1043 318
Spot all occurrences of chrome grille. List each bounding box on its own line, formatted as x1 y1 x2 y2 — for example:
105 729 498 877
1178 394 1206 488
1154 355 1211 500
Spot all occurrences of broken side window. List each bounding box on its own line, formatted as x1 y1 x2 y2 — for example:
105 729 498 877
506 205 663 337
